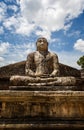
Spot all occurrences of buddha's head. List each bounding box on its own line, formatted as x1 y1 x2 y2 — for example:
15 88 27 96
36 37 48 51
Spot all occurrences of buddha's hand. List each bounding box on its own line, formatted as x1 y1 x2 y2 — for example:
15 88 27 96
35 73 42 77
40 74 50 78
50 70 60 77
35 73 49 78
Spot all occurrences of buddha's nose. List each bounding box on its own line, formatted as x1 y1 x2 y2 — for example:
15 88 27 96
41 41 44 45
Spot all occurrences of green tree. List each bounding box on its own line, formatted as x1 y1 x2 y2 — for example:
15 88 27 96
77 55 84 69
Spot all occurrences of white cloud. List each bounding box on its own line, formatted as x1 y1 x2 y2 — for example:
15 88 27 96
63 22 73 33
0 2 7 21
50 38 61 43
0 26 4 34
0 0 84 68
0 42 10 66
56 51 83 69
1 0 84 39
16 18 35 35
10 42 35 58
0 42 35 67
36 30 51 40
0 57 4 62
66 30 81 37
18 0 84 39
3 14 35 36
74 39 84 52
0 42 10 55
8 5 18 12
3 15 18 30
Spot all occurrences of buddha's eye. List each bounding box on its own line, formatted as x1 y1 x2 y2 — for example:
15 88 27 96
38 38 47 43
38 40 42 42
43 40 47 43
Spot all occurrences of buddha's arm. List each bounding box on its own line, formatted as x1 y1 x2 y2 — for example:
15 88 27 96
50 54 60 77
25 53 35 76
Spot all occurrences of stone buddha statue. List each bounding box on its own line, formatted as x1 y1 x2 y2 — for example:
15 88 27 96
25 37 60 77
10 37 82 90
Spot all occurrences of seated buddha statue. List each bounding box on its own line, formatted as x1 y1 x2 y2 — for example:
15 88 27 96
25 37 60 77
10 37 82 89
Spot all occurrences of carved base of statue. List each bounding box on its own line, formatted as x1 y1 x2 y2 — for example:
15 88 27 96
0 91 84 129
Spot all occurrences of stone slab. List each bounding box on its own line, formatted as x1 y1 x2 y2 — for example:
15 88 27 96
9 85 82 91
0 123 84 129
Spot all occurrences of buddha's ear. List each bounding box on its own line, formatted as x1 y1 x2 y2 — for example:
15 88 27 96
36 41 37 46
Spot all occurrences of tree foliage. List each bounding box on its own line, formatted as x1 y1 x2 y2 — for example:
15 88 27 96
77 55 84 69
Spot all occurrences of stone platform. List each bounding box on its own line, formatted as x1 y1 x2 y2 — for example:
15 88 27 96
0 90 84 129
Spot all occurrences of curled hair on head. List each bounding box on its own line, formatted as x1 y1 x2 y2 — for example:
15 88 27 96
36 37 48 46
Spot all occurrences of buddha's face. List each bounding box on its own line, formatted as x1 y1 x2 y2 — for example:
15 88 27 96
36 38 48 51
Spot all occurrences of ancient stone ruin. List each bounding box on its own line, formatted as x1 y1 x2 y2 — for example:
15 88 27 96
0 37 84 129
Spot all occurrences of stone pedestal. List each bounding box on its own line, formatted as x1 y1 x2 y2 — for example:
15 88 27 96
0 90 84 129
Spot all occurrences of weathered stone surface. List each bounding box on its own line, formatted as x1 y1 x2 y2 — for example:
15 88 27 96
25 37 60 77
0 123 84 129
0 91 84 129
81 69 84 78
0 61 25 78
0 91 84 118
10 75 83 86
0 77 9 90
9 85 83 91
0 61 81 78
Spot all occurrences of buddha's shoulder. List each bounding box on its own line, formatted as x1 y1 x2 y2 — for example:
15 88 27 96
27 51 36 58
27 51 40 58
49 51 58 57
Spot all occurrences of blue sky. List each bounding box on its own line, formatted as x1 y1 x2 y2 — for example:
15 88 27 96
0 0 84 69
